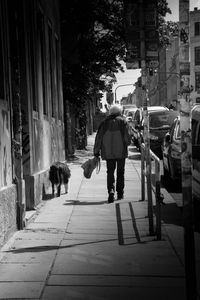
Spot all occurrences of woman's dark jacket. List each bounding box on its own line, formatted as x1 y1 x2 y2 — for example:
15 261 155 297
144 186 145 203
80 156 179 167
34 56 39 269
93 114 131 160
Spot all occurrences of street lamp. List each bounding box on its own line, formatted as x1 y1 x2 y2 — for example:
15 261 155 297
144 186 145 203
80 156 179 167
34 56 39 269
114 83 135 104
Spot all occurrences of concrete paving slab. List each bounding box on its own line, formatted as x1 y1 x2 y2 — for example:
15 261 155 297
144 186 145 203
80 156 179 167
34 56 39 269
11 230 65 239
1 248 57 264
0 263 50 281
34 214 72 223
8 236 63 249
26 222 68 230
63 233 118 241
67 218 117 226
0 282 43 299
65 227 119 236
51 240 184 277
70 205 115 215
41 284 186 300
47 274 185 288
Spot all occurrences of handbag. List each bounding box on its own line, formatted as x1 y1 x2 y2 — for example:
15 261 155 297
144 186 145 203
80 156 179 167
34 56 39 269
81 157 101 179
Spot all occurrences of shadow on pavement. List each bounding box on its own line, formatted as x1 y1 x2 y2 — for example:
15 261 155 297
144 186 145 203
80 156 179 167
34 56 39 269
64 200 108 205
161 175 182 193
155 203 183 227
5 238 120 254
5 235 152 254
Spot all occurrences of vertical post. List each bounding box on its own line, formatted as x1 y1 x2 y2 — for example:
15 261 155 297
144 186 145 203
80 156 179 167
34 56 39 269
155 159 161 240
141 144 145 201
179 0 197 299
139 0 154 235
9 1 26 229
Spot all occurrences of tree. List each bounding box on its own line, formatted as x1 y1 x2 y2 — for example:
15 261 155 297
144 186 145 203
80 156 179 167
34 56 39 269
157 0 179 48
60 0 173 150
60 0 126 149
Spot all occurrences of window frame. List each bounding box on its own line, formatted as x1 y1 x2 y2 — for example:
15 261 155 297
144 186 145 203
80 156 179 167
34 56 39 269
195 22 200 36
195 46 200 65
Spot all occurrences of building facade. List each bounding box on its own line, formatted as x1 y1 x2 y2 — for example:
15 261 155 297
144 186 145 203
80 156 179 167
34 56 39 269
0 0 65 245
190 7 200 104
166 36 179 108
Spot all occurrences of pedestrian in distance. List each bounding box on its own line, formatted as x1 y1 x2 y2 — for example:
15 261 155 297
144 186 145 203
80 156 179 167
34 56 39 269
93 104 131 203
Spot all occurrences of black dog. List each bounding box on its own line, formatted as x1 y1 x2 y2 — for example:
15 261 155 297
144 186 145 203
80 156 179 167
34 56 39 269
49 162 71 197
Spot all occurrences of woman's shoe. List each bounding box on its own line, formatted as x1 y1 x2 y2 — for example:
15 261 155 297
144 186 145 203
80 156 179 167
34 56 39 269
117 193 124 200
108 190 115 203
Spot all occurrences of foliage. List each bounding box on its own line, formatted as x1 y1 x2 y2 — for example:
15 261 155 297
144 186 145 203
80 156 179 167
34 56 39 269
157 0 179 48
60 0 126 110
60 0 127 149
60 0 174 149
60 0 174 108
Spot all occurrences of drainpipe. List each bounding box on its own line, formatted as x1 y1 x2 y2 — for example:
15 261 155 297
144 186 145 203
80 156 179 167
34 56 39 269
9 2 26 229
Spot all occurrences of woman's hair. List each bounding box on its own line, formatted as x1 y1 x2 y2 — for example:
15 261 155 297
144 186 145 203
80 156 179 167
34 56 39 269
109 104 122 115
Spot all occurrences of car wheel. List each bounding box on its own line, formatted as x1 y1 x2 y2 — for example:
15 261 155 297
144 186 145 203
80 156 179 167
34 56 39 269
163 164 170 180
168 158 176 180
133 138 138 147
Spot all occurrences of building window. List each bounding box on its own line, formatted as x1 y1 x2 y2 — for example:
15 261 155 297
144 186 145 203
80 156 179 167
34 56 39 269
55 35 61 120
195 47 200 65
37 10 47 115
195 22 200 36
0 5 5 100
196 97 200 103
48 24 56 118
28 3 38 111
195 72 200 92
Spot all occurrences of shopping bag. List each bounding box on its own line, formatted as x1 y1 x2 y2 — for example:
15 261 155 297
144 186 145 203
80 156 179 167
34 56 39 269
81 157 100 179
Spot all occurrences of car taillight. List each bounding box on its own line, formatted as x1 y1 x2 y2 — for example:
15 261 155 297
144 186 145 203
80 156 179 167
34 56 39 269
149 133 158 140
171 149 181 159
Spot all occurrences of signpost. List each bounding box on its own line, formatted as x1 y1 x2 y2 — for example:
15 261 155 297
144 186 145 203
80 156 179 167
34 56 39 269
178 1 197 299
124 0 158 235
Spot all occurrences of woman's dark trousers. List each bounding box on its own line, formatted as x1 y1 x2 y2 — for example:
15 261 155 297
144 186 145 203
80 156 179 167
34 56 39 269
106 158 125 195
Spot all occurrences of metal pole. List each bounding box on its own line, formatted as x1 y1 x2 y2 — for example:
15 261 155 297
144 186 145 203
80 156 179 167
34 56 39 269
155 159 161 240
141 144 145 201
139 0 154 236
179 0 197 298
114 83 134 104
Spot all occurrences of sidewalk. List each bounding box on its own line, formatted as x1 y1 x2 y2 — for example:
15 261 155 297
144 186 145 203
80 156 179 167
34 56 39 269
0 133 199 300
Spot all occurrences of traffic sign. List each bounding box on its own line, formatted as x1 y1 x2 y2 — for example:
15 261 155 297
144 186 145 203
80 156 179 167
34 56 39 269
125 49 140 62
126 61 140 69
146 60 159 68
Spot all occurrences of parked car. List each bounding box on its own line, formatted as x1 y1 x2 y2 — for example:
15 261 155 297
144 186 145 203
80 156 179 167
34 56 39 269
132 106 177 158
162 105 200 187
162 105 200 231
124 107 138 123
122 104 136 115
123 107 138 143
162 116 181 180
132 107 143 148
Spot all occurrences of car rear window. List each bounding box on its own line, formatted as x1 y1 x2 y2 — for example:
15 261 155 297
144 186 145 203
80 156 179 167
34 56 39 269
149 111 170 129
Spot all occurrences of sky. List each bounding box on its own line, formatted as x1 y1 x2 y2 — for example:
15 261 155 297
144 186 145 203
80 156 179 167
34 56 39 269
101 0 200 108
165 0 200 21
